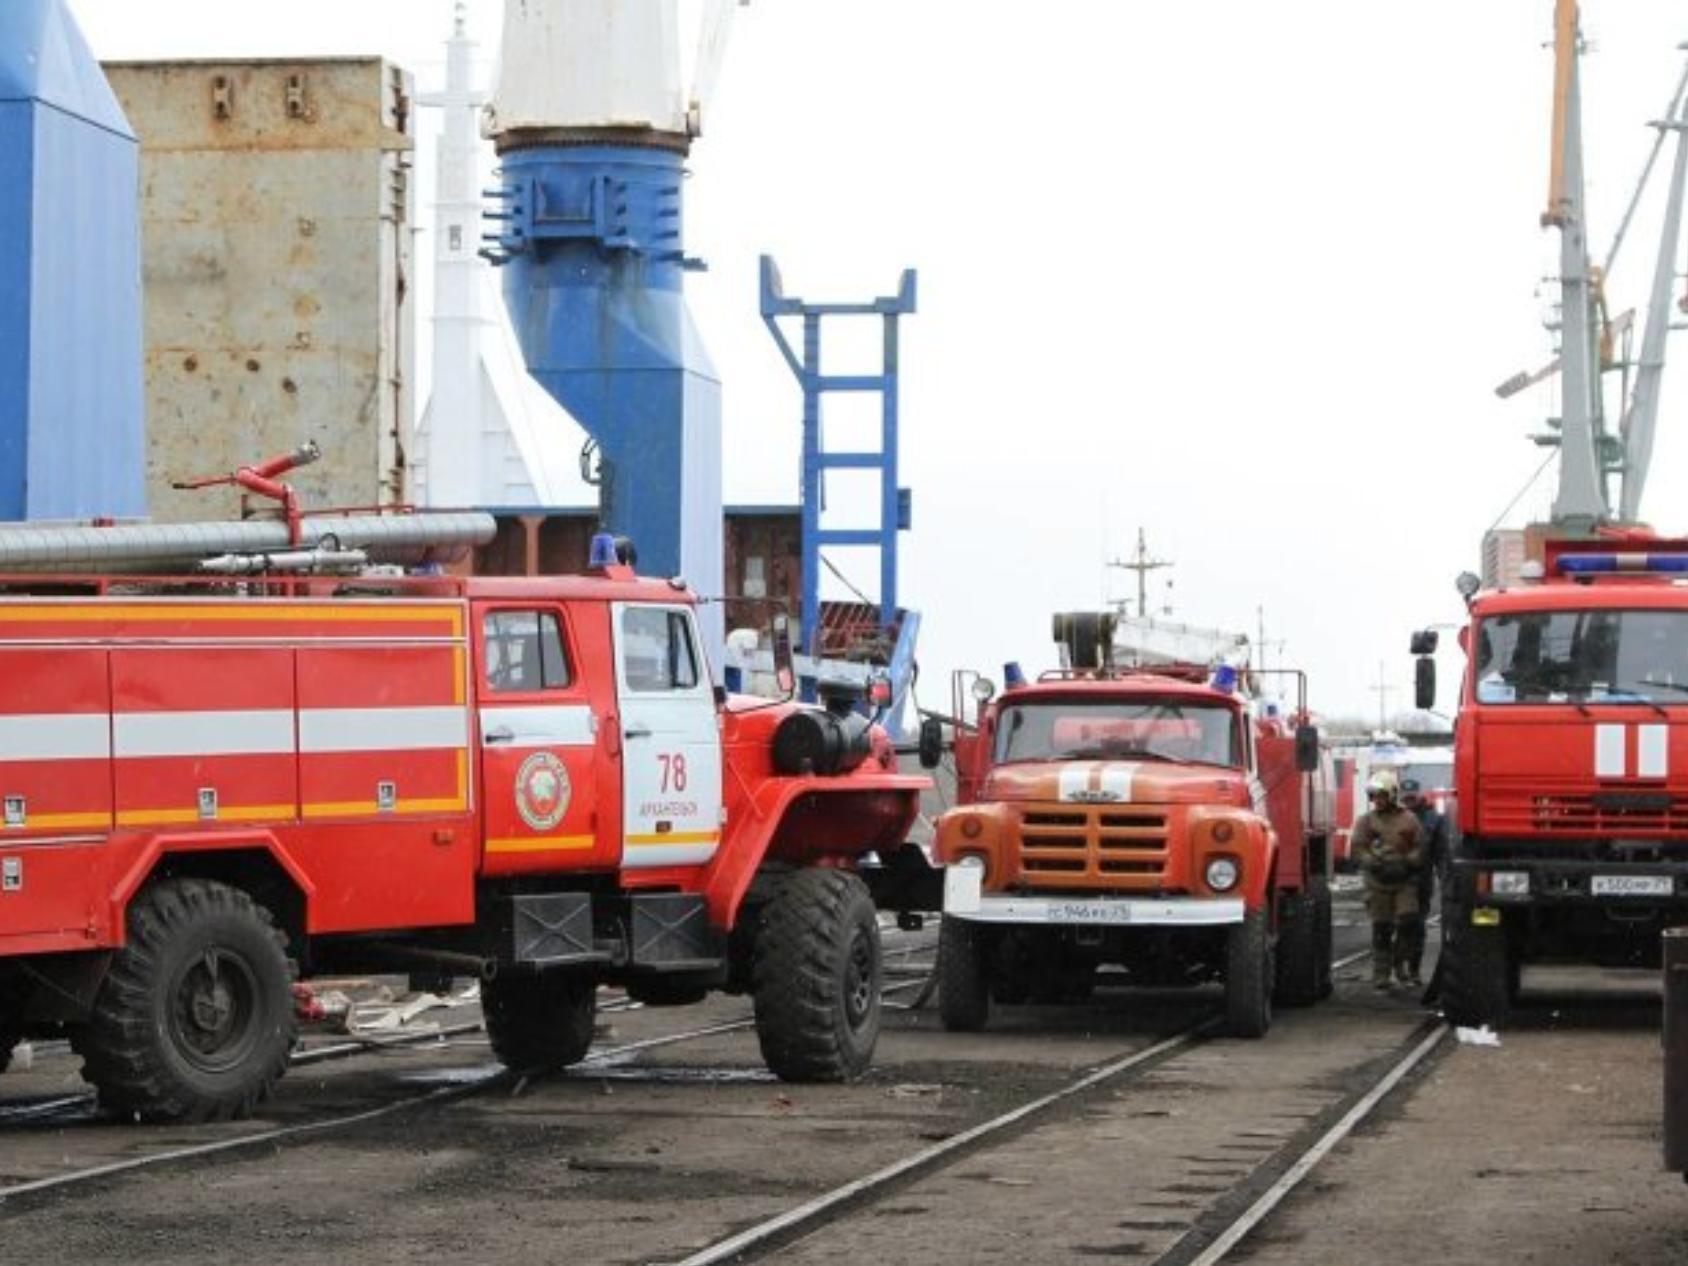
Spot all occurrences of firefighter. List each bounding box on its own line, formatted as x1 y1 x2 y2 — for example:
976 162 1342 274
1352 771 1425 989
1400 777 1449 982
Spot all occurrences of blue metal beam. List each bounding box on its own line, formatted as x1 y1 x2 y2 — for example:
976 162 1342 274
759 253 916 655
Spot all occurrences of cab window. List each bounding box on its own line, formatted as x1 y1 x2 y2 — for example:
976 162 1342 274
622 607 701 692
484 610 570 693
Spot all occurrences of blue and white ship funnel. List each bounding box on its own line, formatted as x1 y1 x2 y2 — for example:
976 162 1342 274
485 0 723 637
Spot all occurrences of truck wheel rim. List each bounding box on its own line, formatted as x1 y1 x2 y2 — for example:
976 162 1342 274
170 947 260 1074
844 927 875 1029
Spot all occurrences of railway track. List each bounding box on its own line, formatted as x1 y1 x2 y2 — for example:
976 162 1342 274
0 934 943 1203
669 947 1453 1266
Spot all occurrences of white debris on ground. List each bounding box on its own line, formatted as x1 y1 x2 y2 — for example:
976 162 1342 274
1455 1025 1501 1047
294 979 483 1038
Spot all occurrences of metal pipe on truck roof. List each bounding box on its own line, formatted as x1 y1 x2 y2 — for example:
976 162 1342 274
0 512 497 574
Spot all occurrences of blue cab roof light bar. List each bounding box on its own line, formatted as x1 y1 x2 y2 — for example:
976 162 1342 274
1557 552 1688 574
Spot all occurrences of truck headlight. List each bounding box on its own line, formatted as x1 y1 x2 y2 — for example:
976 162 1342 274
1205 856 1240 892
1491 870 1530 896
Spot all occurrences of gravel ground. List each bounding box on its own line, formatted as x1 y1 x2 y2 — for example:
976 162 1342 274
4 906 1682 1265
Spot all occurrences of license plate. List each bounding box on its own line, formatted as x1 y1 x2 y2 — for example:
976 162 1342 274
1591 874 1674 897
1045 901 1127 924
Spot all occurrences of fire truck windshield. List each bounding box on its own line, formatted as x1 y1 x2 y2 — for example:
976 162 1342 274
1474 609 1688 705
994 699 1241 768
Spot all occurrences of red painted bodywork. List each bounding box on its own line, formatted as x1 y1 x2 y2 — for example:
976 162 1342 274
0 571 924 962
1457 557 1688 842
936 673 1326 913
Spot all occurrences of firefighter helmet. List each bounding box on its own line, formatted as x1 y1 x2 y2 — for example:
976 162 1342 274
1365 770 1399 802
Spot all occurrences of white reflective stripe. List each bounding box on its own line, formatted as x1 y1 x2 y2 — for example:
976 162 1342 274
115 710 295 758
0 714 110 762
479 705 596 748
620 843 717 868
1639 724 1669 779
1057 767 1090 802
1595 724 1627 778
1099 763 1138 802
300 707 468 754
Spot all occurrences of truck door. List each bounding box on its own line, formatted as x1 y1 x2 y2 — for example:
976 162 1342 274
475 605 612 873
611 603 723 870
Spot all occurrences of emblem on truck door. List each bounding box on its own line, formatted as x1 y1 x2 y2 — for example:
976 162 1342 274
515 751 572 832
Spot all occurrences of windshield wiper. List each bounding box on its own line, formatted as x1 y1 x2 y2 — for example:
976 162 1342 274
1113 747 1198 766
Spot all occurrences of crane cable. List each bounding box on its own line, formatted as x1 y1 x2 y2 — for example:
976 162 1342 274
1486 448 1560 536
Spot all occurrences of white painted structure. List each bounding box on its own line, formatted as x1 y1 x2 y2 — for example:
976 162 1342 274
413 5 580 509
484 0 687 140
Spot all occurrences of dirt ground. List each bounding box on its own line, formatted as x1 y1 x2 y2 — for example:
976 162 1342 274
1232 968 1687 1266
3 908 1685 1265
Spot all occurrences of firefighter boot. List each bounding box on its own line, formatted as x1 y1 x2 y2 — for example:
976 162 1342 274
1395 915 1425 987
1371 922 1396 990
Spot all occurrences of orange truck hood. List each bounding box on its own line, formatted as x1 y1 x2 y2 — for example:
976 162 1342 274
981 760 1248 807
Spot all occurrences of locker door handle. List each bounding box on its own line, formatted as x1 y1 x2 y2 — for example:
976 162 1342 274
483 726 515 745
624 725 653 740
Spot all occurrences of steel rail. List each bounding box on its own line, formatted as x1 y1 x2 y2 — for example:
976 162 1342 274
0 978 930 1201
1176 1021 1450 1266
671 947 1375 1266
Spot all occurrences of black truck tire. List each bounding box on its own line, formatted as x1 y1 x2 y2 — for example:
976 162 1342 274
1313 880 1334 1000
483 971 597 1071
1224 906 1274 1038
1273 889 1321 1007
938 916 991 1032
1441 904 1512 1028
0 983 22 1074
71 879 296 1123
752 867 882 1082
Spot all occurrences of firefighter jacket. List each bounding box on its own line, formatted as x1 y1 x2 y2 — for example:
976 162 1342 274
1410 805 1449 881
1352 804 1423 889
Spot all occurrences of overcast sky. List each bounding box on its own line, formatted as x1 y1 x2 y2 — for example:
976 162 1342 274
70 1 1688 721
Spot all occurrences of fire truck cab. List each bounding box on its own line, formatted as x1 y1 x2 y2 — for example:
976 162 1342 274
0 538 927 1121
1418 537 1688 1026
926 618 1331 1038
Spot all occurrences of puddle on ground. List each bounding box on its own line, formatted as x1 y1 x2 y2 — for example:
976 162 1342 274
563 1064 776 1085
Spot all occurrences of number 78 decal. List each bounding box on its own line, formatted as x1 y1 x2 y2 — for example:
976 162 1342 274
658 752 690 793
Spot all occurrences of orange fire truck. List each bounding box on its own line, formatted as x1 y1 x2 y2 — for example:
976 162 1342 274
0 502 925 1121
1415 536 1688 1026
923 614 1332 1037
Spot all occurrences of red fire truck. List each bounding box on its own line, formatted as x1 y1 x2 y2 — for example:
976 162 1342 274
0 513 925 1121
1416 536 1688 1026
922 615 1332 1037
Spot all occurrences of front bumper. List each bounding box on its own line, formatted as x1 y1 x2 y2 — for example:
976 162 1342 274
1453 858 1688 908
943 864 1244 927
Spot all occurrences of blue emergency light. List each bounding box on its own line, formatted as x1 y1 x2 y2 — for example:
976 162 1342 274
588 533 620 570
1210 664 1240 693
1557 552 1688 575
1004 661 1026 688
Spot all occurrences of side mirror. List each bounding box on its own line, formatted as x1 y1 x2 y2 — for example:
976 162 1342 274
1294 724 1320 773
1409 629 1439 656
918 716 945 769
770 613 796 698
1415 656 1436 710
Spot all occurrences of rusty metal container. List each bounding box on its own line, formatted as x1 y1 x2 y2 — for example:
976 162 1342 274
1665 927 1688 1174
103 59 414 522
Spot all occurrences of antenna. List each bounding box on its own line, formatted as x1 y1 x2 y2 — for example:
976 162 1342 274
1108 528 1174 620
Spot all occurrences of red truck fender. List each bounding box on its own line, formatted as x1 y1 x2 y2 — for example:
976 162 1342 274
700 774 925 928
107 830 316 947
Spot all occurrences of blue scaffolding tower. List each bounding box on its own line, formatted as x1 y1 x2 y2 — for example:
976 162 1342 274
758 255 917 658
